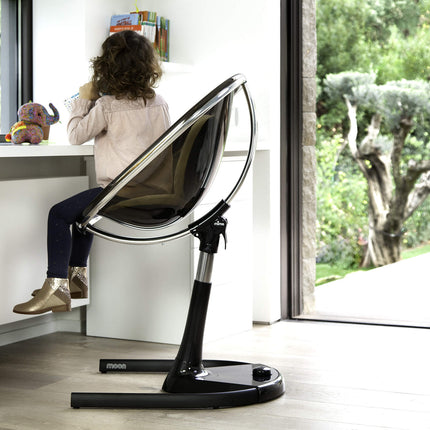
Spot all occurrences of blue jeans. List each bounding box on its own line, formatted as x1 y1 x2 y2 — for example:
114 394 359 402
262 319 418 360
47 187 103 279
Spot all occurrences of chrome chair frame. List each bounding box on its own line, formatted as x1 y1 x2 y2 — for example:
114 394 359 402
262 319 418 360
71 74 285 409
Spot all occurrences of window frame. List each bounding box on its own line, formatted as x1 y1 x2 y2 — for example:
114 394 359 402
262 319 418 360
280 0 303 319
0 0 33 140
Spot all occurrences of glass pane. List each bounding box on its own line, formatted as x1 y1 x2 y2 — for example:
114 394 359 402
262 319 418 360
307 0 430 327
0 0 18 136
0 1 3 133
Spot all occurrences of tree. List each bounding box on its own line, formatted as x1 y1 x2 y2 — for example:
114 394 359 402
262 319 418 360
316 0 430 134
325 72 430 267
316 0 430 82
317 0 430 82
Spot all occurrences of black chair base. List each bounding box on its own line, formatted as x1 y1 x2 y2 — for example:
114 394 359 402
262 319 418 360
71 216 285 410
71 359 285 409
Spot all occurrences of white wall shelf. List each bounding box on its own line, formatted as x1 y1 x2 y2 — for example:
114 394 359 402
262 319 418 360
0 143 93 158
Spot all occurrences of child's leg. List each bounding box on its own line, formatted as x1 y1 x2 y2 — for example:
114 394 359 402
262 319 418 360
14 187 103 315
68 222 97 299
47 187 103 278
69 223 95 268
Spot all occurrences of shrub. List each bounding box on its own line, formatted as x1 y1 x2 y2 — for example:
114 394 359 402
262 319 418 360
316 133 368 268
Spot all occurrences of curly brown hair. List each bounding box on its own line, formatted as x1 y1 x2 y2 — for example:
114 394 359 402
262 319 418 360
91 31 162 101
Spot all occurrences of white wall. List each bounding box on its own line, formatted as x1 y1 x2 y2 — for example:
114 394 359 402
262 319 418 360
33 0 132 143
32 0 281 323
34 0 279 147
142 0 280 142
141 0 281 322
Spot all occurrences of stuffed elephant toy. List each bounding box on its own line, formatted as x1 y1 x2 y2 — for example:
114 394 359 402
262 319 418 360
6 102 60 144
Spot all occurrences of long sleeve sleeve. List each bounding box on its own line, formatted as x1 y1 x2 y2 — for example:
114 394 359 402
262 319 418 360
67 98 107 145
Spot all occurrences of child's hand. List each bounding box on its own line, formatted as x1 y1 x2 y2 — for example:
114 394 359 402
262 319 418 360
79 82 99 101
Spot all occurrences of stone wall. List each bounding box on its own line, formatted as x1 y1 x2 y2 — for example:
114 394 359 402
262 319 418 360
301 0 317 313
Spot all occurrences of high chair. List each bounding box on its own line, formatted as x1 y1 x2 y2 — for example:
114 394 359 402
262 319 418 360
71 74 285 409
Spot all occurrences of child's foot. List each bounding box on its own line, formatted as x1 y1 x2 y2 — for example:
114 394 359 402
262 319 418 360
13 278 71 314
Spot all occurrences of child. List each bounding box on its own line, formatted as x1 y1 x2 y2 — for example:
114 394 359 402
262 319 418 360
14 30 170 314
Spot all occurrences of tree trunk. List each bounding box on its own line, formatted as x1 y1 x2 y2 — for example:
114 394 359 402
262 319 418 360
364 211 402 267
344 99 430 267
362 161 402 267
360 127 406 267
360 120 428 266
344 102 398 266
366 229 401 267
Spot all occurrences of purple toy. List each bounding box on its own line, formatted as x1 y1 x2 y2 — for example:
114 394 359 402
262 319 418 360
6 102 60 144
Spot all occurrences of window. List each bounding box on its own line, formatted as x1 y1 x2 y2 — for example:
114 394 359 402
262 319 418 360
0 0 32 139
280 0 303 318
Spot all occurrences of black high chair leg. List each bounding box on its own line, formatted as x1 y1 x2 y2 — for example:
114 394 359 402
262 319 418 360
71 215 285 409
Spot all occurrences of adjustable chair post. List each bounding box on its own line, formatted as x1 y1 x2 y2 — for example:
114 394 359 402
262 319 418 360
162 217 225 392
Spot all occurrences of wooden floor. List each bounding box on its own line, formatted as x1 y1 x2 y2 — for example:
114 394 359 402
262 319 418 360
0 321 429 429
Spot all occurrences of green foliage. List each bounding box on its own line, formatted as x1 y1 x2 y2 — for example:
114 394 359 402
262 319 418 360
316 133 369 268
402 134 430 164
317 0 430 82
375 80 430 132
316 0 430 273
317 0 385 79
403 198 430 248
317 0 430 133
323 73 430 144
377 25 430 83
324 72 376 105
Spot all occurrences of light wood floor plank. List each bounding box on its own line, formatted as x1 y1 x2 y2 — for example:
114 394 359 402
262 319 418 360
0 321 429 429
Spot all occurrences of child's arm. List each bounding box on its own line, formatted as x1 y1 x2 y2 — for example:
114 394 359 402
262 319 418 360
67 98 106 145
67 82 106 145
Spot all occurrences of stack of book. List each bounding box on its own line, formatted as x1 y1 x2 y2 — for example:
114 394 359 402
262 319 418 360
109 12 170 62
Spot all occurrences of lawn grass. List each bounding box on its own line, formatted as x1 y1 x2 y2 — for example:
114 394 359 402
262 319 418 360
401 242 430 259
315 264 371 286
316 242 430 286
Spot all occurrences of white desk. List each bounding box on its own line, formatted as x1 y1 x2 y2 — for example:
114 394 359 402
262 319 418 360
0 143 253 345
0 142 94 158
0 144 94 326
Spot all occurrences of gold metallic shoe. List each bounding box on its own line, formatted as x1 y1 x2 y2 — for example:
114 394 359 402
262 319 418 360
32 266 88 299
68 266 88 299
14 278 71 315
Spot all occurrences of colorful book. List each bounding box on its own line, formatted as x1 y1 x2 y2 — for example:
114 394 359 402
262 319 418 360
161 18 170 62
132 11 157 43
142 22 156 43
110 14 139 26
110 25 144 35
155 16 161 56
109 12 169 61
